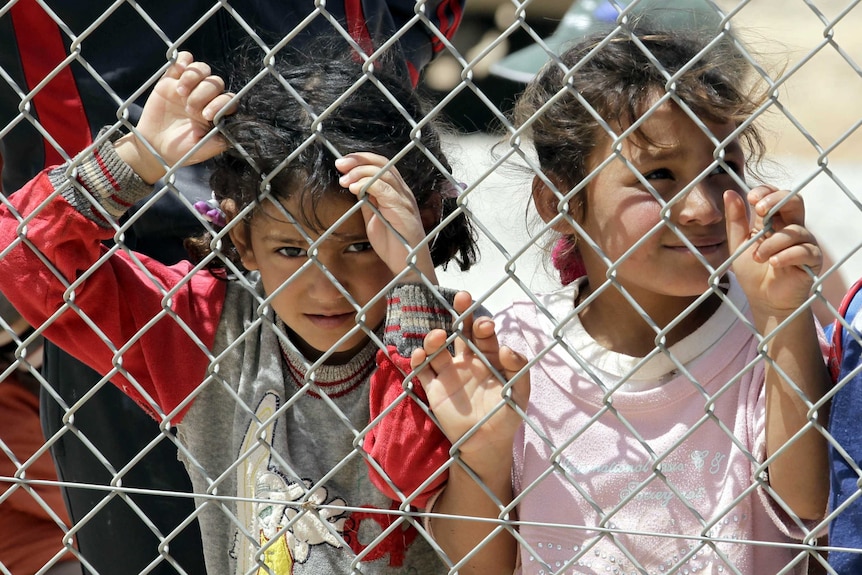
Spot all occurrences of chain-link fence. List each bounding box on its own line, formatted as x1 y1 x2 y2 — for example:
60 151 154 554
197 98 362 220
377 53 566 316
0 0 861 574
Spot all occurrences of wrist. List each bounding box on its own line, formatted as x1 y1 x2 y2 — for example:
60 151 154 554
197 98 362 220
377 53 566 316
61 132 155 224
113 132 165 185
394 249 437 285
396 269 438 285
452 450 514 494
750 305 812 335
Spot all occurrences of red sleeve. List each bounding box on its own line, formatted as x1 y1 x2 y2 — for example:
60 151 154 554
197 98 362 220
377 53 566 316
365 345 451 509
0 169 225 421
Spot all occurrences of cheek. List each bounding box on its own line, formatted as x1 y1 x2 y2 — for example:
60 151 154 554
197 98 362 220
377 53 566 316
357 297 388 330
347 268 390 332
258 258 303 292
263 277 302 318
587 201 664 258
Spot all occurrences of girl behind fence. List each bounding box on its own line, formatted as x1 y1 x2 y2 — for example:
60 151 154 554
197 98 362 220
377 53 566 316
369 28 831 574
0 43 478 574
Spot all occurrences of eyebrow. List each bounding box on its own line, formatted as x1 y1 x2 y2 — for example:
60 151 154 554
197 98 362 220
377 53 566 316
262 228 369 244
325 229 370 242
628 145 680 164
627 138 744 165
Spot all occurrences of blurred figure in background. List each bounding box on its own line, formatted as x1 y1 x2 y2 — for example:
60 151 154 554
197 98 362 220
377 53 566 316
0 293 81 575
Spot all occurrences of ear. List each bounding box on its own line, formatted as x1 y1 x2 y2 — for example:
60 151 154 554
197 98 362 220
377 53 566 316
532 175 576 233
223 199 259 271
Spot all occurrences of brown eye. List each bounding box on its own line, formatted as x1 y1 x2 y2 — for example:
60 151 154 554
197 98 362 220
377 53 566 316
278 246 306 258
645 168 674 180
345 242 373 253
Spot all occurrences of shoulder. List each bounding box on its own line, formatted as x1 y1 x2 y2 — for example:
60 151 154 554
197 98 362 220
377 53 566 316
213 272 271 343
493 286 578 357
494 284 578 330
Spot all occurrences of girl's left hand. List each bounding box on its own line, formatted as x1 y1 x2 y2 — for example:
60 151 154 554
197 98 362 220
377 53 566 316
725 186 821 317
336 152 437 283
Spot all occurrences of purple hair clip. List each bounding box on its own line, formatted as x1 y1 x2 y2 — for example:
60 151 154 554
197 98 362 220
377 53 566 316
193 195 226 229
442 181 468 199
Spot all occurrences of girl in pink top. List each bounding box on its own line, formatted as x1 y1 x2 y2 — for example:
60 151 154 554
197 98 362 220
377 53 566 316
369 27 830 574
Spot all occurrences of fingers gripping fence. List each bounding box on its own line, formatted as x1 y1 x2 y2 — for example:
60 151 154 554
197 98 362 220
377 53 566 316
0 0 860 574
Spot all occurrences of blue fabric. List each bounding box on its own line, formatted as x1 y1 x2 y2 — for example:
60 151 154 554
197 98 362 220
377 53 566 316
828 285 862 573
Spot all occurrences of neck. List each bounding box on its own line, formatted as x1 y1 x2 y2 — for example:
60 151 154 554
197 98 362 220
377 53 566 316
292 337 368 365
577 281 723 357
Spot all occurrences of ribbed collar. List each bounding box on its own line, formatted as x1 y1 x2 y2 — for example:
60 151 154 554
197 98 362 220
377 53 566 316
275 320 380 399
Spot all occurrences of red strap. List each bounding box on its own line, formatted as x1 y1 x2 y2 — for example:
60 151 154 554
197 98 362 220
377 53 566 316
344 0 374 59
432 0 463 53
10 0 91 167
829 277 862 383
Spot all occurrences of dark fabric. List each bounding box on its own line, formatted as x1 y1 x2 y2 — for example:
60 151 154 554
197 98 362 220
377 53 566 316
41 347 205 575
827 281 862 574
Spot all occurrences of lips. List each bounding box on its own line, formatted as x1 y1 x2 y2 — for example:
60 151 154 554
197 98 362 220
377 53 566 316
666 237 726 254
305 312 355 329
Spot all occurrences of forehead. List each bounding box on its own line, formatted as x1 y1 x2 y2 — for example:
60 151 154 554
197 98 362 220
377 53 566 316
252 192 365 237
601 100 741 163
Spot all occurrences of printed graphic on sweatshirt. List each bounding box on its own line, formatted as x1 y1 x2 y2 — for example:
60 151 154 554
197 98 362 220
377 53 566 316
234 391 421 573
235 393 347 574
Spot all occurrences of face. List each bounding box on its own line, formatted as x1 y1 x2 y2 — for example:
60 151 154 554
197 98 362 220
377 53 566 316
575 99 747 309
230 193 393 363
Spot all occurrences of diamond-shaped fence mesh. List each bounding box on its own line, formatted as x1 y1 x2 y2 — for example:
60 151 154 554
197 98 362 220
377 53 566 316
0 0 860 574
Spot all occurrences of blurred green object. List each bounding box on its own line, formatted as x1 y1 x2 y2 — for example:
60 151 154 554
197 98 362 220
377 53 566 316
490 0 723 83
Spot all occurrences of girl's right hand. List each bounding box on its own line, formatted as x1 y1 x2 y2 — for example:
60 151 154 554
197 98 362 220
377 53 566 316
409 291 530 476
115 51 236 184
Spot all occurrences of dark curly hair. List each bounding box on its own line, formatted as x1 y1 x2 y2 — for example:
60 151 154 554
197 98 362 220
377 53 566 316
186 40 478 272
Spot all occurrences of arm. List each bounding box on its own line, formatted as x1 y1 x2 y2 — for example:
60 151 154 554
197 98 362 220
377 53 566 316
0 52 233 418
337 146 524 568
339 151 455 505
364 289 528 572
0 136 225 420
365 283 459 508
725 186 830 521
411 292 529 574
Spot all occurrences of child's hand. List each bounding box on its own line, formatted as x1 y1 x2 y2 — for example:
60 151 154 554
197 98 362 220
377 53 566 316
725 186 821 318
116 51 236 184
335 152 437 284
410 292 530 474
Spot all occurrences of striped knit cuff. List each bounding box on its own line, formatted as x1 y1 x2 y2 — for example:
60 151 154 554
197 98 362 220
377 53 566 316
384 283 458 358
55 129 153 228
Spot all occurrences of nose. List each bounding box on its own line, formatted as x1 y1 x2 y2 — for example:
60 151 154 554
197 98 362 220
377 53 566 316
676 181 724 226
302 252 349 303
